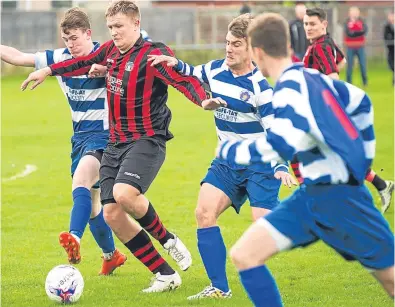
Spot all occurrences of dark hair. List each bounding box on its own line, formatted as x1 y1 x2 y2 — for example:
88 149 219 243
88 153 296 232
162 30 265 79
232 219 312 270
60 7 91 34
305 8 327 21
248 13 289 58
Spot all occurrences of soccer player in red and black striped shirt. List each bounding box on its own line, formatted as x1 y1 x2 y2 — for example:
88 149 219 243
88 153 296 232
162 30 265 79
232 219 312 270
303 8 346 80
21 0 223 292
292 7 393 211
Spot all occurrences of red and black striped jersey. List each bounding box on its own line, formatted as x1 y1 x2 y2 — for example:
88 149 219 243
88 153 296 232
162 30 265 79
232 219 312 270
303 34 345 75
50 36 209 144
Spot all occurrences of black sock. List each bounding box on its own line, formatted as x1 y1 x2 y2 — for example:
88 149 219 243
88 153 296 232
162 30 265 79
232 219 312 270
372 175 387 191
136 203 174 246
124 230 175 275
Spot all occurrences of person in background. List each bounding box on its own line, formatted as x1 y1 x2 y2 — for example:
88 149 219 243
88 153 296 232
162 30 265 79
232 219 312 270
383 11 394 85
344 6 368 86
289 2 309 60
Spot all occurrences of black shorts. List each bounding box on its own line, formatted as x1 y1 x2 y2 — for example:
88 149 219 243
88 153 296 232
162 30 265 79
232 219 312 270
100 137 166 205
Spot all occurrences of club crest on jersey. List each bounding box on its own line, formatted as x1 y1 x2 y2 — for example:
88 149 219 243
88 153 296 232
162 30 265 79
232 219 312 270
106 58 114 69
240 90 251 102
125 61 134 71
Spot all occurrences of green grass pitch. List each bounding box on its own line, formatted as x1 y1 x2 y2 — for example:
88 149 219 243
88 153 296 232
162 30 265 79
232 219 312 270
1 64 393 307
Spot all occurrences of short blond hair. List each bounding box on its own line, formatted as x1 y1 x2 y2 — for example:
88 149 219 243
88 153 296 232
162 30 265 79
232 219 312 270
105 0 140 20
248 13 290 58
228 13 254 39
60 7 91 34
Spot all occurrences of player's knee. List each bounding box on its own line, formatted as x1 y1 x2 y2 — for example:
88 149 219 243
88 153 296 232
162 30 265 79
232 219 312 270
103 204 121 227
229 245 246 268
113 183 140 206
195 205 216 227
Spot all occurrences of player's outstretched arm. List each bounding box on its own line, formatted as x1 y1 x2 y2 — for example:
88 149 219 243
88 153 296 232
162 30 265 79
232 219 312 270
148 53 210 84
150 46 210 106
0 45 35 67
147 54 178 67
21 67 51 91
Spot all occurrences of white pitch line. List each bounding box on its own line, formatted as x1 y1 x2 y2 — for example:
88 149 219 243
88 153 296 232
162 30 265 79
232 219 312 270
2 164 38 182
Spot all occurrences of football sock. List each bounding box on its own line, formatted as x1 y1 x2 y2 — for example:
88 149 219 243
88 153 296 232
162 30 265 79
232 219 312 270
365 169 387 191
197 226 229 292
89 208 115 254
136 203 174 246
70 187 91 239
125 230 175 275
290 156 303 184
239 265 283 307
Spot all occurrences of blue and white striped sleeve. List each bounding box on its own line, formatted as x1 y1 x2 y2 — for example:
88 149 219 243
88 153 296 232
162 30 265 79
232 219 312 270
255 85 289 173
34 48 65 70
218 80 313 166
332 79 375 160
175 59 211 84
34 50 54 70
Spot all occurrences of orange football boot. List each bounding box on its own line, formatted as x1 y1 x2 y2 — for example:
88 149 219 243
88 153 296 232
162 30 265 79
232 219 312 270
59 232 81 264
99 249 127 275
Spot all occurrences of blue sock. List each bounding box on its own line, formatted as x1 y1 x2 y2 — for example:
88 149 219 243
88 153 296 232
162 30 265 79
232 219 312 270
239 265 283 307
197 226 229 292
69 187 92 239
89 209 115 253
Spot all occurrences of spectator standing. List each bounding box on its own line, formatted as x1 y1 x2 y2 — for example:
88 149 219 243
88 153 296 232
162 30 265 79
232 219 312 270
344 6 368 86
289 2 309 59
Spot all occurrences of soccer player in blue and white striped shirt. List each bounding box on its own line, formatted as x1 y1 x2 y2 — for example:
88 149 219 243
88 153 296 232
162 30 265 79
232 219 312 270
148 13 296 300
216 13 394 306
0 8 127 275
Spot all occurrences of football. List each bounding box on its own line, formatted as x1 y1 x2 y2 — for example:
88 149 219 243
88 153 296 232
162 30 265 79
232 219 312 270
45 265 84 304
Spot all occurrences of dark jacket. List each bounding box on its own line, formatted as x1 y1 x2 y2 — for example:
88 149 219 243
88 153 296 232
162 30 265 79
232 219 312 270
289 19 309 57
383 22 394 49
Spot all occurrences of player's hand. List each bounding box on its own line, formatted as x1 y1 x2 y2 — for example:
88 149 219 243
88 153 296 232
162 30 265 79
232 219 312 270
202 97 227 110
147 54 178 67
21 67 51 91
88 64 107 78
274 171 298 188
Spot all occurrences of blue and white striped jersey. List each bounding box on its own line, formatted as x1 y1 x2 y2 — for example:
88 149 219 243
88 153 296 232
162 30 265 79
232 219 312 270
141 29 152 42
176 58 287 173
218 63 374 185
35 42 109 135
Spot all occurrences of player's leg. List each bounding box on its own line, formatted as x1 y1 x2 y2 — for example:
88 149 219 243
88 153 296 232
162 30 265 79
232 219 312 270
365 168 394 213
89 188 127 275
188 161 245 300
371 266 394 298
230 188 316 307
187 183 233 299
60 151 101 264
100 146 181 293
112 138 191 272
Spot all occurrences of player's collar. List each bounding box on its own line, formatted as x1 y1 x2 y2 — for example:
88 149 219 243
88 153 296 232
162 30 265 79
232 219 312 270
282 62 304 74
314 34 329 44
135 35 144 47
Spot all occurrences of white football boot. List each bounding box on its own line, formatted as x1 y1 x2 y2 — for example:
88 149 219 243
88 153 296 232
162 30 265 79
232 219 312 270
142 272 181 293
163 235 192 271
380 180 394 213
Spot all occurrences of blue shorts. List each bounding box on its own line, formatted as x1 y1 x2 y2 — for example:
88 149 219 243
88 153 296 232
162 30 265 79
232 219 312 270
263 184 394 270
201 159 281 213
71 132 108 189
